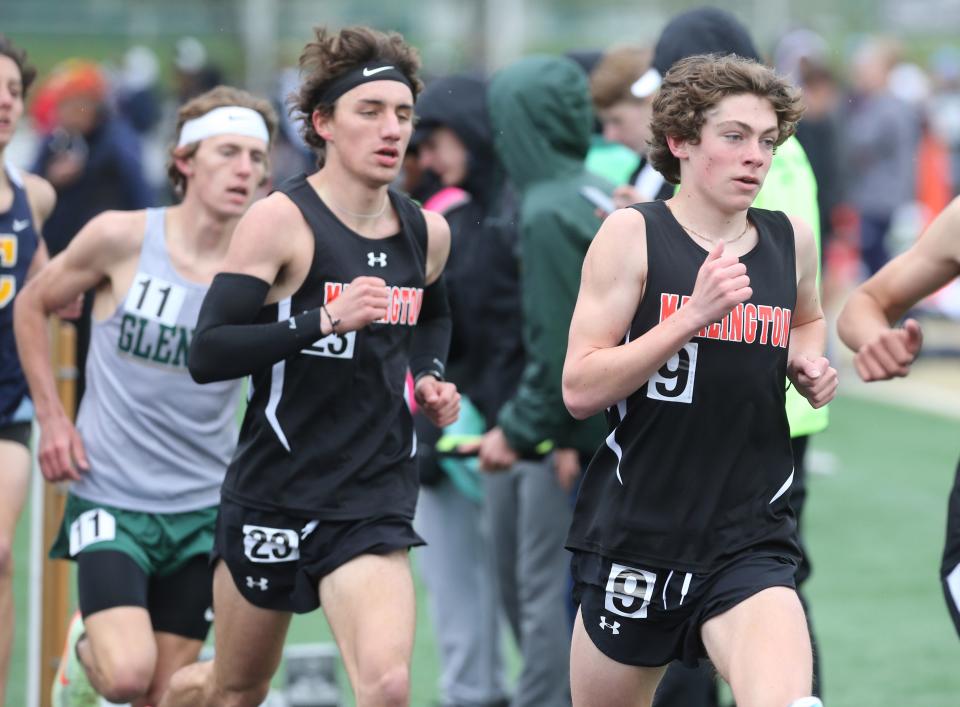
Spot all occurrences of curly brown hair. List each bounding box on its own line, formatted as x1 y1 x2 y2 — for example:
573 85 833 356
0 34 37 96
590 45 652 110
649 54 804 184
167 85 278 198
291 26 422 166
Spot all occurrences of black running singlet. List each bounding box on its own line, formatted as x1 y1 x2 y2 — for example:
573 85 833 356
221 174 428 519
567 201 801 572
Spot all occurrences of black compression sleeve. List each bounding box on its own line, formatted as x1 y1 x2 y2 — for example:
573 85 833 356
410 275 452 381
188 272 324 383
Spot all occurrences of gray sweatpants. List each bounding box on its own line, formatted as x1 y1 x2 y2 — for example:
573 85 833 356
484 456 573 707
415 478 509 706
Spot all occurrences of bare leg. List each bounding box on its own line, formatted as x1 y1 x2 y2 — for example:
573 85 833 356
319 550 416 707
0 441 30 704
161 561 291 707
79 606 157 703
570 608 666 707
134 631 204 707
701 587 812 707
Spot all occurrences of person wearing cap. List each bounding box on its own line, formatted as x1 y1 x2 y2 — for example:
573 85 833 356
563 53 835 707
625 10 828 704
14 85 277 707
589 45 674 209
159 26 459 707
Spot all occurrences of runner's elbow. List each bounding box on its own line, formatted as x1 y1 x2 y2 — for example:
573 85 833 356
563 373 598 420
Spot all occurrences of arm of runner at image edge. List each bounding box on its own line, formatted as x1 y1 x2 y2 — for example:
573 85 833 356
187 194 328 384
561 208 707 420
837 196 960 352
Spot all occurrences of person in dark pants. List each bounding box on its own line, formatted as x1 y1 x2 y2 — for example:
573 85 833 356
472 54 613 706
413 73 522 707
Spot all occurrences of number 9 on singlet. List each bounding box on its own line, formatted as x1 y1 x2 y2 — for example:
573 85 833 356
646 342 698 404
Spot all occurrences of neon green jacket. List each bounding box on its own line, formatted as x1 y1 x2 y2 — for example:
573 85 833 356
752 135 829 437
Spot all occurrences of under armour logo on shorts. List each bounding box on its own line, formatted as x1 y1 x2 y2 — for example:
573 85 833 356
367 251 387 267
246 576 269 591
599 616 620 634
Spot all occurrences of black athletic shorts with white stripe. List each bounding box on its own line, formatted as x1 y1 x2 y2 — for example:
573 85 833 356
213 496 424 613
940 457 960 639
572 550 798 668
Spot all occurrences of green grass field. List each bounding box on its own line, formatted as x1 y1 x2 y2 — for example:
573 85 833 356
7 393 960 706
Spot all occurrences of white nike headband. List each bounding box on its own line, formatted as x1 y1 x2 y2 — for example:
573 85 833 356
177 106 270 148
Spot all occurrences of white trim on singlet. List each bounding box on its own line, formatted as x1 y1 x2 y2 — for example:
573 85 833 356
605 328 632 485
266 298 291 452
947 562 960 615
403 376 417 458
769 468 795 504
4 161 23 187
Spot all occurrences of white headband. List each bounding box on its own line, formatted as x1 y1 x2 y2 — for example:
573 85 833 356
177 106 270 148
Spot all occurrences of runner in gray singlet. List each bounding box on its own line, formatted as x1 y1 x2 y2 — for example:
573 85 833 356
14 86 276 707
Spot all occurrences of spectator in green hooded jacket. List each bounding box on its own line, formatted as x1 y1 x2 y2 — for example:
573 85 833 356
473 54 612 707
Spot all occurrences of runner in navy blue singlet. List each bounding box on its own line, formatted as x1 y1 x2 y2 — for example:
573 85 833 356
0 35 58 703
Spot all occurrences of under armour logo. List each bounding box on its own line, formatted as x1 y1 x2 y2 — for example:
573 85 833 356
367 251 387 267
246 576 269 591
301 520 319 539
599 616 620 634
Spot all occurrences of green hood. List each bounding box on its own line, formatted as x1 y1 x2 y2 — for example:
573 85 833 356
488 55 594 190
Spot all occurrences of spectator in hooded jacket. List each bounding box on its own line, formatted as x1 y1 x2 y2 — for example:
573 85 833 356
412 73 523 707
471 54 612 707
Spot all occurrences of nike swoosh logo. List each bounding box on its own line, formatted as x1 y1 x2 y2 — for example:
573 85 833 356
12 219 29 232
363 66 394 77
